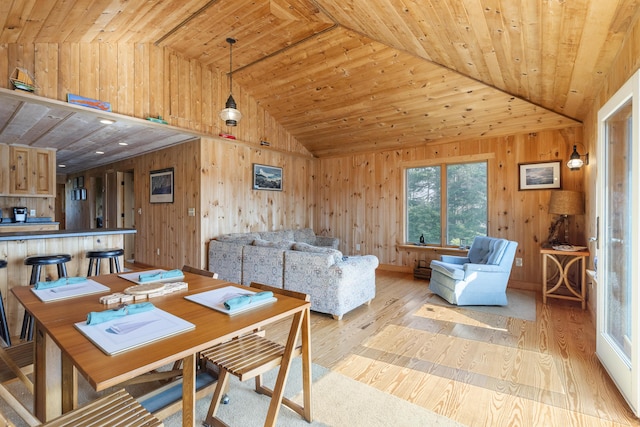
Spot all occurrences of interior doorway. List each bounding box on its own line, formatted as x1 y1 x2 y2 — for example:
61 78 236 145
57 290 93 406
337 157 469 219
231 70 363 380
105 170 136 262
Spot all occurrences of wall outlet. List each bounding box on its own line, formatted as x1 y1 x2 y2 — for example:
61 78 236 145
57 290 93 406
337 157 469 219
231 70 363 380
515 257 523 267
188 208 195 216
355 243 361 251
30 209 36 216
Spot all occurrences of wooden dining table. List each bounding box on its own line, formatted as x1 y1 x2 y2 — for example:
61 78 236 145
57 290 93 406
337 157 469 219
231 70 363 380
11 270 312 426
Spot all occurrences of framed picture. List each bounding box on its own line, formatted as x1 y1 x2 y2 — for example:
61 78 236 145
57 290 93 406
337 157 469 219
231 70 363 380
78 176 84 188
253 164 283 191
518 161 561 190
150 168 174 203
80 188 87 200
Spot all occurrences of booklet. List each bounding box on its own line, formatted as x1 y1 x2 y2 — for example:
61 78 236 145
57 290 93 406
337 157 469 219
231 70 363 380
75 307 194 355
185 286 277 315
31 278 110 302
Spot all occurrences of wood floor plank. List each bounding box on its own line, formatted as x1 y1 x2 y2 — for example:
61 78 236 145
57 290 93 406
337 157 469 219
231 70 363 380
264 271 639 426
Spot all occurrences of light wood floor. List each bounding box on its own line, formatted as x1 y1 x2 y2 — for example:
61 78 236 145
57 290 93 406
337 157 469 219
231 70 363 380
265 270 638 427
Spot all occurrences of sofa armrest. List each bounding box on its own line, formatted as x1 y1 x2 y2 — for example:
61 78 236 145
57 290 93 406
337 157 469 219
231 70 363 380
440 255 469 264
315 236 339 249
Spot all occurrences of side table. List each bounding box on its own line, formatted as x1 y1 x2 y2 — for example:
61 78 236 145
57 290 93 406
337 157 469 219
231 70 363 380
541 248 589 309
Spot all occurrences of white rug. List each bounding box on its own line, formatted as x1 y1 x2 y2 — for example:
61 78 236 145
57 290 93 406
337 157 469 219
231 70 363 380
427 288 537 321
163 358 465 427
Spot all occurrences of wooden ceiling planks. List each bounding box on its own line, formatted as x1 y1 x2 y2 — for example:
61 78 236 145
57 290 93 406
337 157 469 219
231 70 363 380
0 0 637 165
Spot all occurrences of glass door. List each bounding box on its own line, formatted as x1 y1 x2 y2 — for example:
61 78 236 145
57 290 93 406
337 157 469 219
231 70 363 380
596 70 640 415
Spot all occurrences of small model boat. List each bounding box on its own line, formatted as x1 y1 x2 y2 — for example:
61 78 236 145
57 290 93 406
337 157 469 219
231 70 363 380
10 67 36 92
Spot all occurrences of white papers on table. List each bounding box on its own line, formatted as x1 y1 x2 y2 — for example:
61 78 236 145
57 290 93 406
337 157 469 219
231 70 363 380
118 269 185 285
74 308 194 355
185 286 277 315
31 279 110 302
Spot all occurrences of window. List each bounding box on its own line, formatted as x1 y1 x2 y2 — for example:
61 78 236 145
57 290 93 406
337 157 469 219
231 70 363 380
406 161 487 247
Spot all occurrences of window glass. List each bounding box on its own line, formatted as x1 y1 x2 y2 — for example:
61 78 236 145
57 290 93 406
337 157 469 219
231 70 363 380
406 161 487 246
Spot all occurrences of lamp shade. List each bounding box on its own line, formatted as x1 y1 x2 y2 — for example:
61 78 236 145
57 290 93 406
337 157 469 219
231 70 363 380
548 190 584 215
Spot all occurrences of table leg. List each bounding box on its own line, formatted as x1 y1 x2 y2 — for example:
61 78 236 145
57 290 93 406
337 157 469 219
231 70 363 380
265 309 305 427
300 307 313 422
182 353 196 426
34 322 62 422
61 353 78 412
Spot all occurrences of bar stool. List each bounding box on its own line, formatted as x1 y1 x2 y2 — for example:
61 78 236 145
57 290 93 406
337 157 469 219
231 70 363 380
22 254 71 340
86 248 124 276
0 260 10 346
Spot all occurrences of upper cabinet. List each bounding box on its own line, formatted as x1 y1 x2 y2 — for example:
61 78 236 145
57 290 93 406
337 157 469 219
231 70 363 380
1 145 56 197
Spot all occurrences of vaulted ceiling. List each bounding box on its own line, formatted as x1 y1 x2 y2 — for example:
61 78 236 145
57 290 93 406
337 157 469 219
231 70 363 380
1 0 639 171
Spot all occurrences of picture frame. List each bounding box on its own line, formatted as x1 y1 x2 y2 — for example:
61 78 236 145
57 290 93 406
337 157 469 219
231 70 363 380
253 164 283 191
77 176 84 188
518 161 561 190
150 167 174 203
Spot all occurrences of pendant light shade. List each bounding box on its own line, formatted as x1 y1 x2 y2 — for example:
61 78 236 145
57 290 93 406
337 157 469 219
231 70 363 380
219 38 241 127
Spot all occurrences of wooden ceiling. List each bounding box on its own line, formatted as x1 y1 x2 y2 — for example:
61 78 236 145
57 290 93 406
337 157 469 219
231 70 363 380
1 0 639 170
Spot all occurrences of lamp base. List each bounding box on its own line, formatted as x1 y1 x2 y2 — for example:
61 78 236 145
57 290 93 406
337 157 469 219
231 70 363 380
547 215 570 246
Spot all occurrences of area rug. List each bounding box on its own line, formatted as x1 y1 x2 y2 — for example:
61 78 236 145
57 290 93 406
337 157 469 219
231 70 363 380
0 358 464 427
426 288 537 321
162 358 465 427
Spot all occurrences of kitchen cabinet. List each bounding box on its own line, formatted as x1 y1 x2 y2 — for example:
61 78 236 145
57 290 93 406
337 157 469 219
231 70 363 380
5 145 55 197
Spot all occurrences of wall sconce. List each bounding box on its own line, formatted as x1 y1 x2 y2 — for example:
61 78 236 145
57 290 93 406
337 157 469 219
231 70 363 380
567 145 589 170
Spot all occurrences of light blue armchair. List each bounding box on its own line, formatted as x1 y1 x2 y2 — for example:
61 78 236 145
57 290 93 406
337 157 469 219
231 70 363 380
429 236 518 306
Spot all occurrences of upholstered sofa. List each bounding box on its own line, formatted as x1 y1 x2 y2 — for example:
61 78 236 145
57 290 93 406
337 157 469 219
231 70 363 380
208 229 379 319
429 236 518 306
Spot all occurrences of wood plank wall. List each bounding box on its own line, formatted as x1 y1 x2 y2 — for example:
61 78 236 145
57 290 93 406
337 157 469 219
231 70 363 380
0 42 310 156
317 128 585 290
74 136 317 271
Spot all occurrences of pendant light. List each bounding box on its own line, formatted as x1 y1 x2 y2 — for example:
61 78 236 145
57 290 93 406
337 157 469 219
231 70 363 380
219 37 242 127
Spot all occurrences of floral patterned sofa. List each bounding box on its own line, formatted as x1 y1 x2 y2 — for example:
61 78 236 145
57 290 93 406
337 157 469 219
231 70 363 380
208 229 378 319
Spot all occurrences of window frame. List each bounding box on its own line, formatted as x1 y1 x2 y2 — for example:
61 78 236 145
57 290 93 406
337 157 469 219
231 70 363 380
402 153 494 248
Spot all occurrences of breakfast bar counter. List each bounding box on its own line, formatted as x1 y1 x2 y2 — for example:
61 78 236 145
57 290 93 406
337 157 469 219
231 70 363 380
0 228 136 337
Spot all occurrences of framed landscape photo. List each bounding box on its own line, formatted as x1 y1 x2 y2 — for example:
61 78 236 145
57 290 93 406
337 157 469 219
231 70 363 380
253 164 283 191
518 161 561 190
150 168 174 203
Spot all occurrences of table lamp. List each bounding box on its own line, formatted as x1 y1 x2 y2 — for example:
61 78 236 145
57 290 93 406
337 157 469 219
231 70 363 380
548 190 584 245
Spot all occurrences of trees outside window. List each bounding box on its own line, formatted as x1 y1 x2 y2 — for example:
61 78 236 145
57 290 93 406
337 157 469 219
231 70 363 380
406 161 487 246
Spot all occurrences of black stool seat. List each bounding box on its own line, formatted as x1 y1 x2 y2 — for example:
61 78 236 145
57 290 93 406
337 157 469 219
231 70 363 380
0 260 9 345
24 254 72 266
22 254 72 340
87 248 124 276
86 248 124 258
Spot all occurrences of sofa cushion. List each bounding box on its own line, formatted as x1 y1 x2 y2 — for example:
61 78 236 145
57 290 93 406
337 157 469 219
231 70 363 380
252 238 294 249
292 242 343 264
259 230 295 242
293 228 316 245
216 233 261 245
